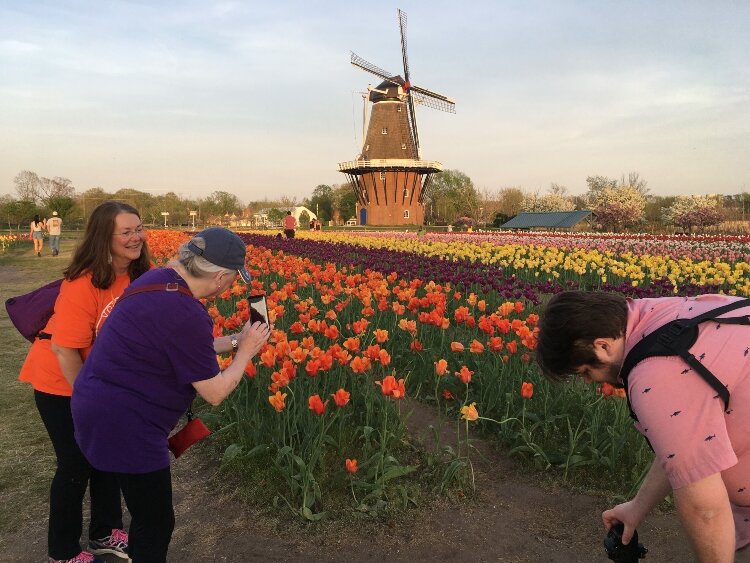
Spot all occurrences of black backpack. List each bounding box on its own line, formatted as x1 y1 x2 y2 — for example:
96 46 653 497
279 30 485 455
619 298 750 421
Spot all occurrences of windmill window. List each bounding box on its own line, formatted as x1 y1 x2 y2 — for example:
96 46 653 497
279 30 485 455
401 143 407 150
379 172 386 180
381 128 388 135
397 106 402 112
403 210 410 219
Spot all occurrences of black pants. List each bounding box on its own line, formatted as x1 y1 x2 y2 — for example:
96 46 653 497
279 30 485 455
116 467 174 563
34 390 123 559
284 228 295 239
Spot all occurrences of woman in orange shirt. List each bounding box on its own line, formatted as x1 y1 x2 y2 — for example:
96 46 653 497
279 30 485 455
19 201 151 563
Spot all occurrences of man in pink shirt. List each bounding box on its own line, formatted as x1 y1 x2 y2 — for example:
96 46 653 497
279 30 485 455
283 211 297 239
537 291 750 562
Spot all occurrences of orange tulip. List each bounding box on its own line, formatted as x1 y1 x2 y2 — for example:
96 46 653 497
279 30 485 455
434 359 448 376
331 388 351 407
352 319 369 334
343 337 360 352
268 391 287 412
349 356 371 374
376 374 406 399
377 349 391 366
460 402 479 421
441 389 454 400
323 324 339 340
364 344 381 361
290 347 308 364
318 353 334 371
308 394 328 416
345 458 358 474
487 337 504 352
305 359 321 377
455 366 474 385
469 339 485 354
521 381 534 400
244 361 257 378
374 329 389 343
450 341 465 353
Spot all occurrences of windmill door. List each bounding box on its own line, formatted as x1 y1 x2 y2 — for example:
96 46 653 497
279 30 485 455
359 208 367 226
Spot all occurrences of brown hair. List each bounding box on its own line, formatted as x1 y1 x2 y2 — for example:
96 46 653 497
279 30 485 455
64 201 151 288
536 291 628 382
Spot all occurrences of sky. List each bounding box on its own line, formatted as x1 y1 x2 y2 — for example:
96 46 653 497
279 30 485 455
1 1 748 202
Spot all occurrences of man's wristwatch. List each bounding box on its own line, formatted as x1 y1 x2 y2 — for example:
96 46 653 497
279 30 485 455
230 335 238 352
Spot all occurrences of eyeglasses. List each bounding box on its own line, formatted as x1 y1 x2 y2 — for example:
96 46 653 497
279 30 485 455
113 226 145 239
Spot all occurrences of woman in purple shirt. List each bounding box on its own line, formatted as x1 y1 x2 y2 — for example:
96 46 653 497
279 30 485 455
72 228 271 562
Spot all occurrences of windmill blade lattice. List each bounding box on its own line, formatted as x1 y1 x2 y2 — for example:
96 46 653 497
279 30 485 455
410 86 456 113
398 9 410 85
350 52 398 85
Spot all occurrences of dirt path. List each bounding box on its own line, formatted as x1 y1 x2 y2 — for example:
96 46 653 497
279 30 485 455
4 398 692 562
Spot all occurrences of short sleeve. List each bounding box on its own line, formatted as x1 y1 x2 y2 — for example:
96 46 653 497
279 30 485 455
51 277 99 349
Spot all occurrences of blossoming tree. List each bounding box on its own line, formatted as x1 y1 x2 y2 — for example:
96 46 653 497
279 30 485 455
664 195 724 233
592 186 646 231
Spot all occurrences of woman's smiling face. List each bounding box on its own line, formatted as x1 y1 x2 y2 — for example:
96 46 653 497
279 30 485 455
110 213 145 268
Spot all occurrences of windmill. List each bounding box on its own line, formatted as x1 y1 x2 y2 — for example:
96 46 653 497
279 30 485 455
337 9 455 226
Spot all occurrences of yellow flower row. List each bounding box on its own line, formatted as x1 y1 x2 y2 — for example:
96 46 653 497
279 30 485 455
250 231 750 294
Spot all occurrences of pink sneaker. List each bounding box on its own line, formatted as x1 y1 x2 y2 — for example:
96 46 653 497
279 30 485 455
88 528 129 559
48 552 100 563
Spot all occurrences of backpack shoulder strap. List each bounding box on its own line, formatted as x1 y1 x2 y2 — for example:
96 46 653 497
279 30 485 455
620 298 750 421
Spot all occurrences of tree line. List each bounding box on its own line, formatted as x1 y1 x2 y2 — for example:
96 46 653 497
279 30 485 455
3 168 747 233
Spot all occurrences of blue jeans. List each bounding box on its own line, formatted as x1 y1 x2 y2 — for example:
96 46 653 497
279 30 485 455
49 235 61 254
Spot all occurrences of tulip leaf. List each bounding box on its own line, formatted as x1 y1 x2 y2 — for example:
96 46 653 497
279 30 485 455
302 506 326 521
381 465 416 482
221 443 243 465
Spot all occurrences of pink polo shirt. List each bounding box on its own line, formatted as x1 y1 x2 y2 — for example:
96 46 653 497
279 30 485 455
625 295 750 548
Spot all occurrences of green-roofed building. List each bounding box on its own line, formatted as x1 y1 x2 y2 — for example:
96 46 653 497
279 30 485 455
500 210 593 230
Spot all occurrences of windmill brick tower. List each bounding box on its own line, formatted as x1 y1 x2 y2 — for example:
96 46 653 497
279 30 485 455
337 9 455 226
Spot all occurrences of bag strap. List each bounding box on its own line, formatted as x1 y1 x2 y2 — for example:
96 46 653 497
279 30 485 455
620 298 750 421
118 282 193 302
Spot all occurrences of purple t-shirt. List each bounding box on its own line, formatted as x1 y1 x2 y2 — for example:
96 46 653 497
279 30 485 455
72 268 219 473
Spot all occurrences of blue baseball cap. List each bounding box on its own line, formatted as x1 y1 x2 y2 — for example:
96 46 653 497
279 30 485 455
188 227 251 283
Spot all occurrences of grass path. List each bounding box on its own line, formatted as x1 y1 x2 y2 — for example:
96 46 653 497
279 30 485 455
0 237 80 550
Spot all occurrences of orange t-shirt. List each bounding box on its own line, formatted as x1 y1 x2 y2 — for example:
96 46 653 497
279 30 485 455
283 215 297 229
18 272 132 396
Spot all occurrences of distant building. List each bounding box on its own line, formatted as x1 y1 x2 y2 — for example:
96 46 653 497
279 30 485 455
500 211 593 231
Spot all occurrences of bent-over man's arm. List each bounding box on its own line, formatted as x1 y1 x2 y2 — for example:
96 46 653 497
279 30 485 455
674 472 735 562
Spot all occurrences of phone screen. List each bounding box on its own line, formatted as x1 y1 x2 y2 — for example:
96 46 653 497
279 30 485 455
249 295 268 325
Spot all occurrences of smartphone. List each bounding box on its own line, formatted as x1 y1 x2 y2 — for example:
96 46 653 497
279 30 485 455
249 294 269 325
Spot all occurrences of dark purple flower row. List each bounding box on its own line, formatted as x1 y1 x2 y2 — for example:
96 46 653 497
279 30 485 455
237 234 721 302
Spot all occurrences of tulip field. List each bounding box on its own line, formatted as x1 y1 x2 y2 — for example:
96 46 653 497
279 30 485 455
0 234 24 253
147 229 750 520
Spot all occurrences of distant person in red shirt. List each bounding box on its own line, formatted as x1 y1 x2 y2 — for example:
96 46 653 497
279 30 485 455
283 211 297 239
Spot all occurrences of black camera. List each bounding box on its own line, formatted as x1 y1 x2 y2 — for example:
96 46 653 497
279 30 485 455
603 523 647 562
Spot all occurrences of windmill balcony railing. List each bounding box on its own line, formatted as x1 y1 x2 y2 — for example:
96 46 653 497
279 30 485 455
337 158 443 172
